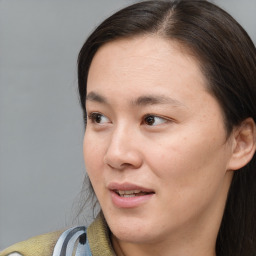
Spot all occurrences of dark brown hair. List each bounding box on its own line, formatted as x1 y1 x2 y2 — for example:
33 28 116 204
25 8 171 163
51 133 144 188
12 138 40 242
77 1 256 255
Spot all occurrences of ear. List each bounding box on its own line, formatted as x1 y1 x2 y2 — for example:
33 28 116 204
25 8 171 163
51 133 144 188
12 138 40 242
227 118 256 171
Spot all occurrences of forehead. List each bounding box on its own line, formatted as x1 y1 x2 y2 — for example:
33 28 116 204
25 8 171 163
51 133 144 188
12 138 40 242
89 35 200 70
86 35 226 130
87 35 208 103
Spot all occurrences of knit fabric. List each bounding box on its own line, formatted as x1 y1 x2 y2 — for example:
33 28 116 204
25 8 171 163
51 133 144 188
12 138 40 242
0 212 116 256
87 212 116 256
0 230 63 256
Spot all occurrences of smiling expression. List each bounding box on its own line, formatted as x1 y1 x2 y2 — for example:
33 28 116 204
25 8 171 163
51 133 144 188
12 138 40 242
83 35 235 249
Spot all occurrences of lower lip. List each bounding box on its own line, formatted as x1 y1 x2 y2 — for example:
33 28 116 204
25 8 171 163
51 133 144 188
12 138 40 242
110 191 154 208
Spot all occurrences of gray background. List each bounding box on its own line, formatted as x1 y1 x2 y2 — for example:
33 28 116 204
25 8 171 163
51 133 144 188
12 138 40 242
0 0 255 250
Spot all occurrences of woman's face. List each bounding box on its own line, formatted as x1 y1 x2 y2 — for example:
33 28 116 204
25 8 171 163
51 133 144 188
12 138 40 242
84 36 234 245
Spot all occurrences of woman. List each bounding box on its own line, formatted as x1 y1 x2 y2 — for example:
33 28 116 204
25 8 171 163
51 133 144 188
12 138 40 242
1 0 255 255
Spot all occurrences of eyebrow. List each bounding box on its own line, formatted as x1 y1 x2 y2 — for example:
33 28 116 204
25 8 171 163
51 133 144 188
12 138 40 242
86 91 108 103
132 95 186 107
86 91 186 108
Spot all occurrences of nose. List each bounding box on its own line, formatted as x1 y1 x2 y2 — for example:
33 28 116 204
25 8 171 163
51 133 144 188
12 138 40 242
103 126 143 170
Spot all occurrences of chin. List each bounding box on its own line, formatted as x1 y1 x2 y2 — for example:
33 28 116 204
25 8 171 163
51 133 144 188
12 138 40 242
107 216 158 244
112 228 154 244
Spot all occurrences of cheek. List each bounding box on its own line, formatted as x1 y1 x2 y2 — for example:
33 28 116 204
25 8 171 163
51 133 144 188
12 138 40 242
146 137 231 226
147 131 231 195
83 132 105 180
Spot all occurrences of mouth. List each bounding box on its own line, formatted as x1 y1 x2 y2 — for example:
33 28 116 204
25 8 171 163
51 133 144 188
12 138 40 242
114 190 155 198
108 183 155 208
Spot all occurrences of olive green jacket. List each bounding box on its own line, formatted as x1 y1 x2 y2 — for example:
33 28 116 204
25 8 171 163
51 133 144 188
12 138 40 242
0 213 115 256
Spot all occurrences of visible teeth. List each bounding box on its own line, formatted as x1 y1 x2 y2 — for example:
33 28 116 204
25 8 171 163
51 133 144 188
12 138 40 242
118 190 141 195
122 194 136 197
115 190 152 197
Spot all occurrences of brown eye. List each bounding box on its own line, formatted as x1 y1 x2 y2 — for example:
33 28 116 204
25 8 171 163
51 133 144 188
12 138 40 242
143 115 167 126
94 113 103 123
88 113 110 124
144 115 156 126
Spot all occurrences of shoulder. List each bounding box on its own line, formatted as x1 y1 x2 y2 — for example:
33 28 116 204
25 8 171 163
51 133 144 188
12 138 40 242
0 226 88 256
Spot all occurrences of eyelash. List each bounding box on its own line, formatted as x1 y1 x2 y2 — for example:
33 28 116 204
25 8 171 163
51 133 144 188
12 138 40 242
88 112 109 124
142 114 168 126
87 112 171 126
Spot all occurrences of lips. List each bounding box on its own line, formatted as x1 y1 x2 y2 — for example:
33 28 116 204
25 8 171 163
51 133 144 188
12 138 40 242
108 182 154 194
108 182 155 208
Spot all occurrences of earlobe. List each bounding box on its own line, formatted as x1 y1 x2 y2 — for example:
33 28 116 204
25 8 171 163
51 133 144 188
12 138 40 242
227 118 256 171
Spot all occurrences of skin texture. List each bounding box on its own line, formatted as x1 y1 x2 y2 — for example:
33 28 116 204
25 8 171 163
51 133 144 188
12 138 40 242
83 36 250 256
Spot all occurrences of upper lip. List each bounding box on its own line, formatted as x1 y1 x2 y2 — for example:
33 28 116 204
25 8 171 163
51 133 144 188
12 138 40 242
107 182 155 193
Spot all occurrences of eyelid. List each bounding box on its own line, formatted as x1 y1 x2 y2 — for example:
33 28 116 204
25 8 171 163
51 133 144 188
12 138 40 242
143 114 173 126
87 111 174 127
87 112 110 124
